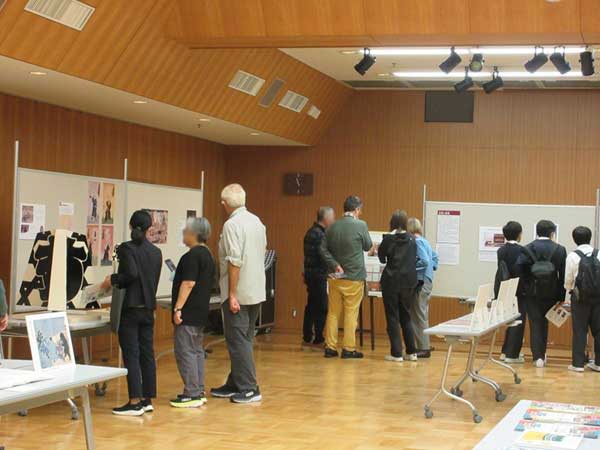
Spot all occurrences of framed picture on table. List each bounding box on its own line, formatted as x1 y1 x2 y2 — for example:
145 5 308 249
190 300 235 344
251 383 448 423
26 312 75 373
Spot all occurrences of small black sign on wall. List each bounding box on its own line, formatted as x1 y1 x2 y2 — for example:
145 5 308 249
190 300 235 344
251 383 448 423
283 173 314 196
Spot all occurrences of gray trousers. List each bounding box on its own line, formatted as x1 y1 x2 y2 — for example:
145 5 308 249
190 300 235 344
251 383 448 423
222 302 261 392
411 278 433 350
174 325 205 397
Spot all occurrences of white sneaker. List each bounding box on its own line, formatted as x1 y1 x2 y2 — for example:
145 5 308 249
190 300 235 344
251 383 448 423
535 358 546 368
406 354 418 361
568 365 584 373
587 363 600 372
499 353 506 361
504 356 525 364
384 355 404 362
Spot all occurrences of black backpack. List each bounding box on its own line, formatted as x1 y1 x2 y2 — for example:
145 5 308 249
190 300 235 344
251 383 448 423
574 249 600 303
524 244 559 300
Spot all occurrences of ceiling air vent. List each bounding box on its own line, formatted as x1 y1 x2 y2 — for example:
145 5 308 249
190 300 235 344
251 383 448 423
25 0 95 31
259 78 285 108
307 105 321 119
278 90 309 113
228 70 265 96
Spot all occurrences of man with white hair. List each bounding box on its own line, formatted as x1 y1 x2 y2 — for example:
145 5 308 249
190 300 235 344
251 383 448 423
211 183 267 404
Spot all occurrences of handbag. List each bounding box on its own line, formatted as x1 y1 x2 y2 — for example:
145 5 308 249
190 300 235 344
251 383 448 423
110 286 126 333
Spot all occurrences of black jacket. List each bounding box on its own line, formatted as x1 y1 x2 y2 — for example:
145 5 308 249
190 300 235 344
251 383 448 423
494 242 526 298
111 239 162 309
517 238 567 301
378 232 418 292
303 222 327 278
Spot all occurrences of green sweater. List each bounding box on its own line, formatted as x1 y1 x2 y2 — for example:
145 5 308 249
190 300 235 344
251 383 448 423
0 279 7 317
319 215 373 281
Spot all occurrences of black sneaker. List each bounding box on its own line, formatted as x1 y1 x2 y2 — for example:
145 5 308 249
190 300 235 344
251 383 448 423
341 349 364 359
112 402 144 416
211 384 238 398
170 393 207 408
141 399 154 412
324 348 339 358
416 350 431 359
230 387 262 404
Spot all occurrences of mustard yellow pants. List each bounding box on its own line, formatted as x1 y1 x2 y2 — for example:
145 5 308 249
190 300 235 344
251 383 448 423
325 279 364 351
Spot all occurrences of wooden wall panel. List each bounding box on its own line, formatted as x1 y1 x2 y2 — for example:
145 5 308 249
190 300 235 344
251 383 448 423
581 0 600 44
0 92 227 356
224 90 600 351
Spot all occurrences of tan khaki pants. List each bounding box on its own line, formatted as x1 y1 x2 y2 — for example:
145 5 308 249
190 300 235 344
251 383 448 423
325 279 364 351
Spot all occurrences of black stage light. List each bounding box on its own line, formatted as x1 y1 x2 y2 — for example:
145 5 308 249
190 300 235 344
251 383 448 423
550 47 571 74
439 46 462 73
482 67 504 94
354 48 376 76
580 50 595 76
524 46 548 73
469 53 484 72
454 67 474 93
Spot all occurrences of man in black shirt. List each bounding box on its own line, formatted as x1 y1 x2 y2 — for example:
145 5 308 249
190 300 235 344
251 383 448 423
518 220 567 368
302 206 335 350
170 217 216 408
495 221 526 363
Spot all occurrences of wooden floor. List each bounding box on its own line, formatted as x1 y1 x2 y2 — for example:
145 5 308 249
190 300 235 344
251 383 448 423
2 332 600 450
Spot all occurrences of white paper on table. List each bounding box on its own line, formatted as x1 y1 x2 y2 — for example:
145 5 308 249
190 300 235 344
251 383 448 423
436 243 460 265
436 210 460 244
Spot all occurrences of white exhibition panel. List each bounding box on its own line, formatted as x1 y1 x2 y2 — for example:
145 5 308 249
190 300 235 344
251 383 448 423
126 181 203 297
14 168 203 310
425 200 596 299
15 169 125 311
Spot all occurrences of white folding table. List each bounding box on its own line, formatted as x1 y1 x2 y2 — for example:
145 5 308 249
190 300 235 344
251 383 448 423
424 312 521 423
0 360 127 450
474 399 599 449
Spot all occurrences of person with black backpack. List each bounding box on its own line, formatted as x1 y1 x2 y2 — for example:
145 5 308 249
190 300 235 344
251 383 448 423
517 220 567 368
378 210 419 362
564 226 600 373
494 221 527 364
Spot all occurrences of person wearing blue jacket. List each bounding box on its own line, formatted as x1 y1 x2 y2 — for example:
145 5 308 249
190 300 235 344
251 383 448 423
407 218 438 358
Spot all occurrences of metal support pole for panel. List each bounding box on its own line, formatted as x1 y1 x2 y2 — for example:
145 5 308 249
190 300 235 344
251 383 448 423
9 141 20 314
122 158 129 243
595 188 600 248
200 170 205 216
422 184 428 238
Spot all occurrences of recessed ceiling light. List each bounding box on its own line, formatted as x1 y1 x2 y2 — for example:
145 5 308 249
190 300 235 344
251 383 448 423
132 100 148 104
377 73 390 77
249 132 261 136
29 71 47 76
198 118 211 122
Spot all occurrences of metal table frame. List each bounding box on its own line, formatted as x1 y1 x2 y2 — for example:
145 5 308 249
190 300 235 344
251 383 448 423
423 313 522 423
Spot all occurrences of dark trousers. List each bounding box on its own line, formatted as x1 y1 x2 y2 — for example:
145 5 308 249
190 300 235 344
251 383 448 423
382 288 418 358
222 302 261 392
118 308 157 399
571 300 600 367
525 297 556 361
302 274 328 344
501 296 527 358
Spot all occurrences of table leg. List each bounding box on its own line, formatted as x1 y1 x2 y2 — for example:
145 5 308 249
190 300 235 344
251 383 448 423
476 328 522 386
467 337 505 402
424 341 481 423
359 301 364 348
451 338 478 396
370 296 375 351
79 387 95 450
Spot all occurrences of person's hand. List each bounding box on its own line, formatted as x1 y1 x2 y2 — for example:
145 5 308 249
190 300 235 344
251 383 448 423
173 310 183 325
229 295 241 314
100 276 112 291
0 315 8 332
335 265 344 274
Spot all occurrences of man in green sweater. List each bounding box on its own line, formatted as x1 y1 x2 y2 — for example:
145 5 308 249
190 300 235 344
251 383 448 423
0 279 8 331
319 195 372 359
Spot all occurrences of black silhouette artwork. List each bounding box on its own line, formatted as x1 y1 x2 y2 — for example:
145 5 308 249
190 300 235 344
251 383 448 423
18 230 98 309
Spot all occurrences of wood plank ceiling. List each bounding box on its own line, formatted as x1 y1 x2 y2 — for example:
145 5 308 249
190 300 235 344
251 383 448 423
171 0 598 48
0 0 353 146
